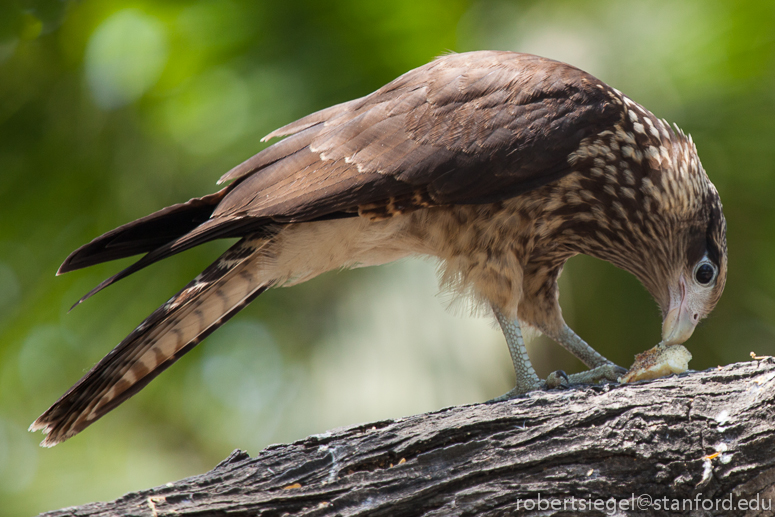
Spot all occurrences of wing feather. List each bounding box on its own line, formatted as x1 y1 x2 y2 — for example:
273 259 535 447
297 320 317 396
61 51 623 299
210 51 621 221
58 188 230 273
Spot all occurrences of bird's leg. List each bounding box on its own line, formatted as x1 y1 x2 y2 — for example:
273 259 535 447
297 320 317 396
546 324 627 386
553 324 612 368
490 306 560 400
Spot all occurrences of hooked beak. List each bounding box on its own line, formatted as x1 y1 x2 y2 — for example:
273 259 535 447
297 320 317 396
661 275 699 345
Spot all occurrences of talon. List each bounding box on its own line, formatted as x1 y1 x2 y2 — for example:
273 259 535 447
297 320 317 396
603 364 628 382
545 370 569 389
612 365 628 379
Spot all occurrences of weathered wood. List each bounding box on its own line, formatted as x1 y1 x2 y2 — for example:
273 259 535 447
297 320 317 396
41 358 775 517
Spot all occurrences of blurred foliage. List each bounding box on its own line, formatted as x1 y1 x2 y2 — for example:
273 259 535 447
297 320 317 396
1 0 774 514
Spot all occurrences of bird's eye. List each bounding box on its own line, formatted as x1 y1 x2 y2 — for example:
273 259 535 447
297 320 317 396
694 261 717 285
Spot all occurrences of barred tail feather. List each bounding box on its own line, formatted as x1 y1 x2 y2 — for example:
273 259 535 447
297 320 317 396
29 234 275 447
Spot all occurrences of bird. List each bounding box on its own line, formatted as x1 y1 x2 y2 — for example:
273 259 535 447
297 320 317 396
30 51 727 447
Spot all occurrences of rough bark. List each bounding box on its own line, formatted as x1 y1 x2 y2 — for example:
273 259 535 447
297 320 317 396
41 358 775 517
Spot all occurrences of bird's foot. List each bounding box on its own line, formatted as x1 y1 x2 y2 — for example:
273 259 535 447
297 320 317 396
557 364 627 387
489 370 569 401
489 364 626 402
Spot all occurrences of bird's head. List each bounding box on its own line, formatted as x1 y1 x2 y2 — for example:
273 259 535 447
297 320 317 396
655 197 727 346
565 101 728 347
630 129 728 347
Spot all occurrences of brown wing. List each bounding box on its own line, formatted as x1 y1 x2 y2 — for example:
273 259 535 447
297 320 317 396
213 50 622 222
61 51 622 302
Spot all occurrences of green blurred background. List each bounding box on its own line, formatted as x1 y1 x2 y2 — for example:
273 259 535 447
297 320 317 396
1 0 773 514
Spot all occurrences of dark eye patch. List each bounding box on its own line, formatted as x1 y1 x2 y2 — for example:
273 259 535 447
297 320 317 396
704 200 725 266
686 197 725 270
685 229 709 268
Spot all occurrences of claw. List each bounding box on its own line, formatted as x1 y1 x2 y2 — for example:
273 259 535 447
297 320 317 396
545 370 569 389
611 365 628 380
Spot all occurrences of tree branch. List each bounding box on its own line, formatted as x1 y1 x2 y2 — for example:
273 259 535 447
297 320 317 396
41 358 775 517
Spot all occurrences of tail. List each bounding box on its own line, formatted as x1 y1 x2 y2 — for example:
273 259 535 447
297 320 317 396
29 234 276 447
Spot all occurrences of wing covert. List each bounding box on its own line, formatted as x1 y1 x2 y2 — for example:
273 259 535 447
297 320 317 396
214 51 622 223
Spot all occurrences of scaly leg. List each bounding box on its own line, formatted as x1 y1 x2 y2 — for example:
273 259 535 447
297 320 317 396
551 325 611 368
491 306 542 399
547 324 627 386
491 307 625 400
